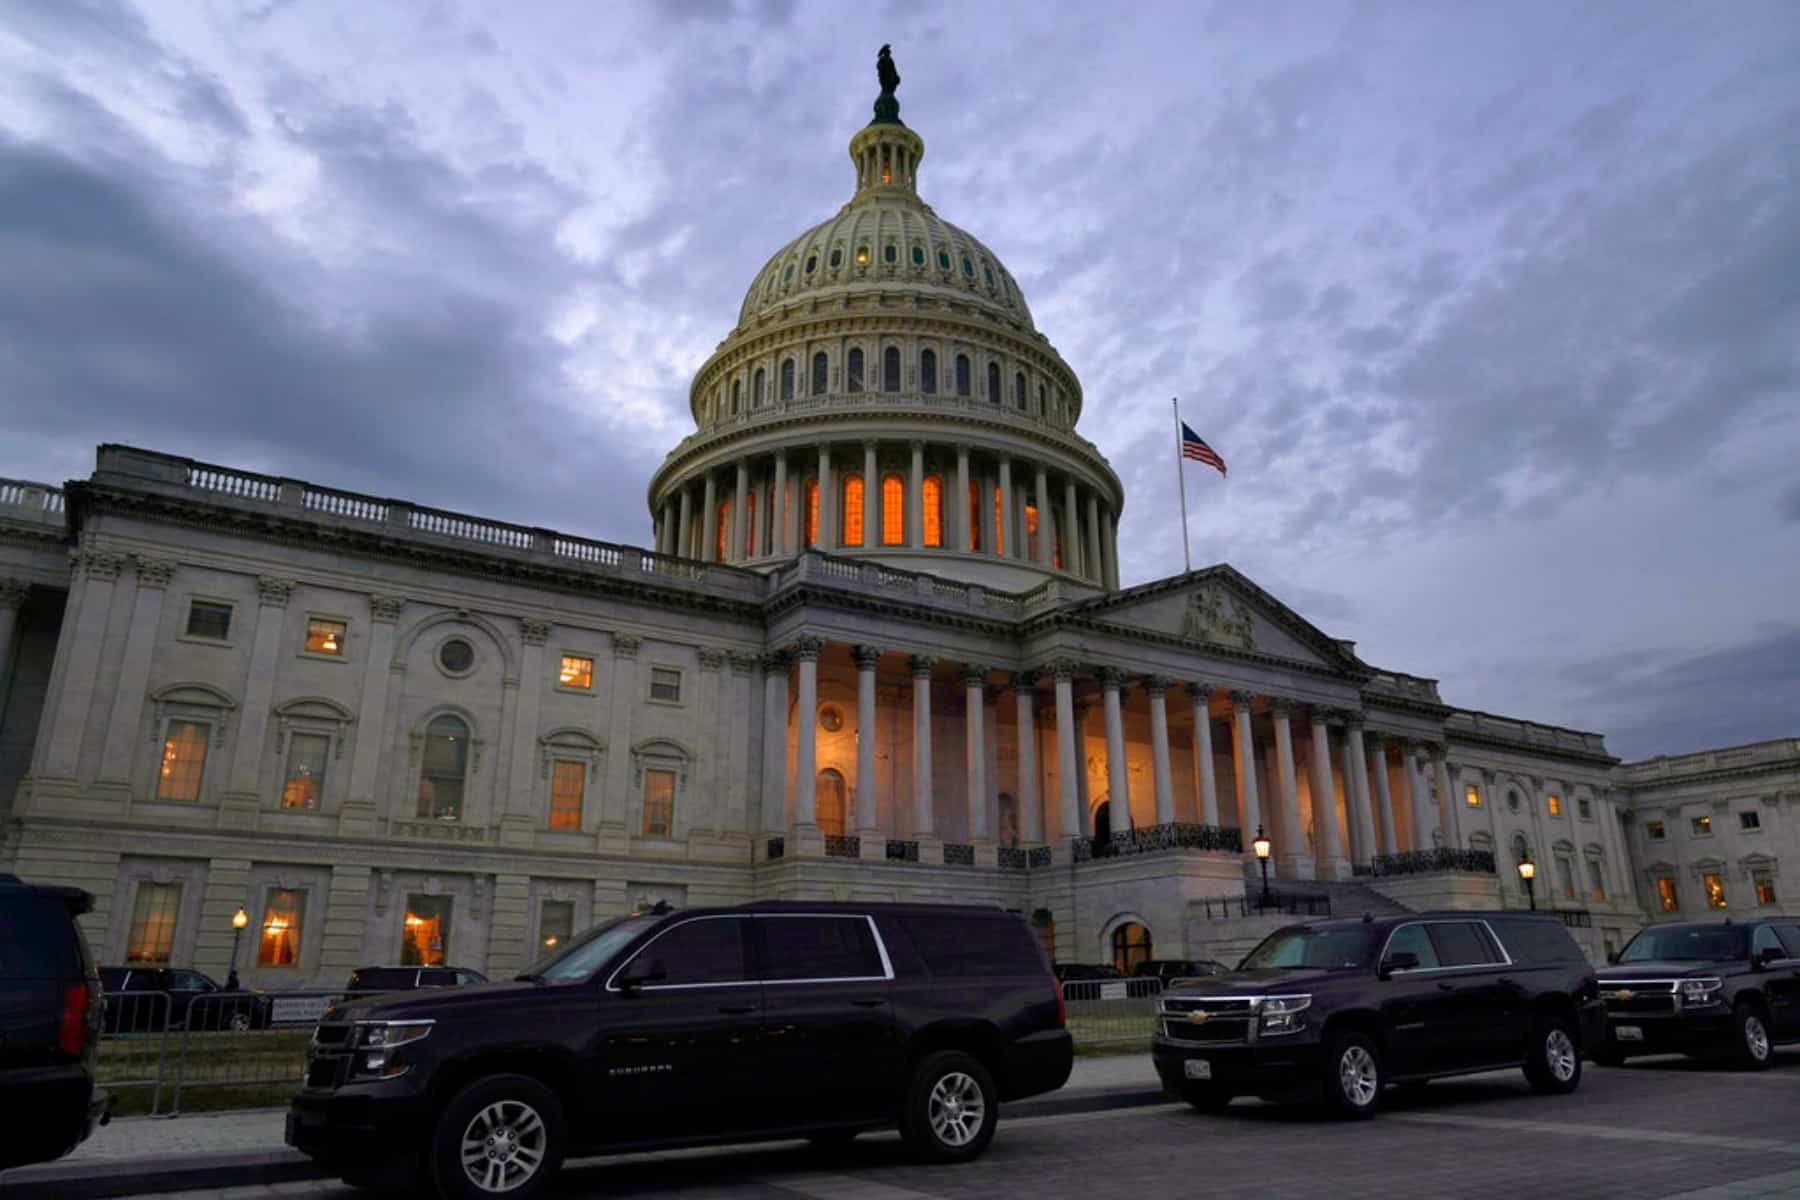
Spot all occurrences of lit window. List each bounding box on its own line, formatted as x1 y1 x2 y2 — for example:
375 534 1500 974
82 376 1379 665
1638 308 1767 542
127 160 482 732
1741 811 1761 831
1657 876 1679 911
1547 794 1562 817
401 895 451 966
881 474 905 545
812 352 828 396
1588 859 1606 902
304 618 346 655
1754 870 1777 906
744 488 757 555
126 882 180 964
1692 815 1712 836
1646 821 1665 840
920 348 937 394
1110 922 1153 975
922 475 944 546
185 600 232 641
417 715 468 821
643 768 676 837
715 498 731 560
258 888 305 966
968 480 980 550
158 720 209 802
1025 503 1040 559
1705 872 1728 909
842 474 864 545
559 655 593 690
1555 854 1575 900
539 900 573 953
281 733 328 809
1464 784 1481 808
649 668 682 703
549 760 584 830
805 479 819 545
847 348 864 392
855 245 871 266
883 346 900 392
993 487 1004 555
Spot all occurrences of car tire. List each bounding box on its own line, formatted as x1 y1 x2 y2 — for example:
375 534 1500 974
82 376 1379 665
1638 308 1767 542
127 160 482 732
1524 1014 1583 1094
1178 1083 1233 1113
1733 1002 1773 1071
1322 1031 1383 1119
226 1011 252 1034
431 1073 565 1200
899 1050 998 1163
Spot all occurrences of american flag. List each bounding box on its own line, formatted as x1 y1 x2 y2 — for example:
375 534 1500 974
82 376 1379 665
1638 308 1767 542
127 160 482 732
1180 422 1227 476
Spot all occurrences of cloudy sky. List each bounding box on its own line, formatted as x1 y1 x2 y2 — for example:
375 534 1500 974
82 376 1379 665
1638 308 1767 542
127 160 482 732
3 0 1796 760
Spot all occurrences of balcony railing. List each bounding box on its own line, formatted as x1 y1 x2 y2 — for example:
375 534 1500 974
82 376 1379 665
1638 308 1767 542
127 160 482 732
998 847 1027 870
943 843 975 866
765 836 785 861
885 839 919 863
824 835 860 858
1073 822 1242 862
1354 849 1497 878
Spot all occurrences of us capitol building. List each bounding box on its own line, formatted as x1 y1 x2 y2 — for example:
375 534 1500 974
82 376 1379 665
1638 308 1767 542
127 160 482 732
1 55 1794 985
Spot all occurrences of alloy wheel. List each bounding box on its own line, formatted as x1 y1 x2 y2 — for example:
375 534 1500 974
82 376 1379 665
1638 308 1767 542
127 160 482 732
459 1098 548 1194
927 1071 986 1147
1338 1045 1379 1107
1745 1014 1770 1062
1545 1029 1578 1082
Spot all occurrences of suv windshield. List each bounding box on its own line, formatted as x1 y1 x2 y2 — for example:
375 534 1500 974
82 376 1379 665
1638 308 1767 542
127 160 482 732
525 915 660 983
1240 926 1380 972
1617 925 1748 963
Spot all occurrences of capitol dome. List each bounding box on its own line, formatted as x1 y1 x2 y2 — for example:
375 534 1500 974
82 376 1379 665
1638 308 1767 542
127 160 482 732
647 50 1122 593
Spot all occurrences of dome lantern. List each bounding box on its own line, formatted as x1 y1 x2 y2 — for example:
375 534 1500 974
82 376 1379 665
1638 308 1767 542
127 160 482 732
851 45 923 200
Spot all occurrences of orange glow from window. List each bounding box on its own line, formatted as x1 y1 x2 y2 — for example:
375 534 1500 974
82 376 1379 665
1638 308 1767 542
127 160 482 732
881 474 905 545
744 487 758 555
842 474 864 545
805 479 819 546
993 488 1004 555
923 476 944 547
1025 503 1039 559
968 481 980 550
550 760 584 830
715 499 731 560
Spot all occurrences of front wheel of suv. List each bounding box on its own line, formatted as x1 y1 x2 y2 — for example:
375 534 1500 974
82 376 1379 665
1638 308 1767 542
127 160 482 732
1733 1001 1774 1070
431 1073 566 1200
899 1051 998 1163
1524 1015 1582 1094
1322 1032 1383 1119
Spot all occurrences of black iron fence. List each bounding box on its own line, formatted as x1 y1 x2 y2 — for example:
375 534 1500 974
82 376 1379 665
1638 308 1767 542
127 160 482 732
1073 822 1242 862
943 842 975 866
766 836 785 861
885 839 919 862
1354 848 1496 878
824 835 860 858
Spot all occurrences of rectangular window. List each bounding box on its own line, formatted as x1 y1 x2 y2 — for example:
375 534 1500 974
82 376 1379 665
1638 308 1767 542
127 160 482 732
539 900 574 954
257 888 305 966
1646 821 1666 840
1741 811 1761 831
1555 854 1576 900
759 916 884 981
1024 503 1039 560
158 720 209 802
1755 871 1778 906
303 617 346 656
1704 872 1728 909
185 600 232 641
638 917 747 985
281 733 329 809
1578 797 1592 820
1587 859 1606 902
558 654 593 690
401 895 452 966
549 760 585 831
898 914 1047 977
649 668 681 703
1547 794 1562 817
1692 815 1712 836
1657 876 1679 912
992 487 1004 555
1464 784 1481 808
126 882 181 964
642 767 675 837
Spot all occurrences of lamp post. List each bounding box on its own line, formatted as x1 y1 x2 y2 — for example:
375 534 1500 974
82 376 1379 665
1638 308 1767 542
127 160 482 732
1517 859 1537 911
227 907 248 989
1252 824 1273 909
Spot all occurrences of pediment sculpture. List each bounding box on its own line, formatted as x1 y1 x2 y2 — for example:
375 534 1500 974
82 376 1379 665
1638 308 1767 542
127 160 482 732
1180 583 1255 650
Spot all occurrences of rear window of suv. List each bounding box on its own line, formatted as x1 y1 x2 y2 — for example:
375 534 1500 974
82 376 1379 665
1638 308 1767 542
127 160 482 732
1492 918 1586 964
897 914 1044 978
0 894 82 979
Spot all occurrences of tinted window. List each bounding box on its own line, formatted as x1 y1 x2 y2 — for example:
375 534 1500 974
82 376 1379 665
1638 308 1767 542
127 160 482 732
1426 922 1499 968
640 918 748 986
350 968 418 989
99 967 129 990
1777 926 1800 959
532 915 659 983
171 970 212 990
760 917 883 981
1383 924 1441 970
1617 924 1747 963
1496 918 1587 963
1240 927 1379 971
0 895 80 979
419 968 458 987
456 970 486 985
1752 926 1783 960
899 915 1044 978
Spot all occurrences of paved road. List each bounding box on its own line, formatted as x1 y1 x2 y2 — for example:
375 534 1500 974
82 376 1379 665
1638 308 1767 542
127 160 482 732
112 1054 1800 1200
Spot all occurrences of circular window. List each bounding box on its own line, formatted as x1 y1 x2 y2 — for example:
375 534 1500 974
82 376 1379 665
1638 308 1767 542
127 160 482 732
883 244 897 264
937 250 950 270
830 248 843 268
911 245 925 266
818 704 844 733
805 254 817 273
438 638 475 675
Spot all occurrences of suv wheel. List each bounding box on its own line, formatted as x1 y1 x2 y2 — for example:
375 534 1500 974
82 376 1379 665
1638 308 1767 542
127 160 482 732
227 1012 252 1033
1524 1015 1582 1094
1322 1032 1382 1119
899 1051 997 1162
432 1074 565 1200
1734 1002 1773 1070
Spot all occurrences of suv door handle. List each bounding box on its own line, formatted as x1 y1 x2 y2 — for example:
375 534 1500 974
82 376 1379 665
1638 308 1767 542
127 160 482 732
718 1003 757 1015
851 998 887 1008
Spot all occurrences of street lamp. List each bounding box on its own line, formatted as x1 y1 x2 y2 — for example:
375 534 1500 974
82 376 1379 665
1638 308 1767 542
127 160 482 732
1252 825 1273 909
227 907 249 989
1517 859 1537 911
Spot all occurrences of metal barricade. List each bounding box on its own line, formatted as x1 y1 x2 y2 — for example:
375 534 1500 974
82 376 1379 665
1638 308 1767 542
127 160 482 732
1061 976 1163 1046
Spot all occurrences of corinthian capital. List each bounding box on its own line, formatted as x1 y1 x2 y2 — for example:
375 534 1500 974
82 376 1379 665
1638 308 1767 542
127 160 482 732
0 578 31 608
789 636 825 662
256 576 295 607
134 558 176 589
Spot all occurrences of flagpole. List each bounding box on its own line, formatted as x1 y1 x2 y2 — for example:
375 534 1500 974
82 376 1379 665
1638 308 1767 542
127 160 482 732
1172 397 1192 575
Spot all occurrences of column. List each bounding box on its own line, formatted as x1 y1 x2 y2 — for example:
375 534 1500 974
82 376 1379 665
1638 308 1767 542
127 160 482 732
1146 677 1174 827
1014 671 1042 844
677 485 694 558
1308 709 1346 877
979 469 997 556
1101 509 1120 589
0 579 28 714
908 441 924 549
816 445 834 548
998 456 1015 559
1367 735 1397 856
758 651 789 832
1344 717 1376 866
1230 691 1263 846
1085 494 1103 584
791 637 822 827
1099 668 1131 832
955 446 971 552
700 471 719 562
600 636 640 842
862 442 878 549
1052 662 1081 844
1433 747 1459 850
1407 744 1434 850
853 645 880 833
963 664 989 841
505 620 550 831
40 550 123 780
732 460 749 562
1034 464 1053 565
225 576 295 798
1188 683 1219 826
773 451 791 555
1063 478 1081 576
95 559 174 786
1271 700 1309 878
909 655 934 835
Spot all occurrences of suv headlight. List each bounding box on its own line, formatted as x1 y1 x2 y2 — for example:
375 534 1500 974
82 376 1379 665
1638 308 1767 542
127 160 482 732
1679 978 1723 1008
1259 994 1312 1036
349 1020 433 1079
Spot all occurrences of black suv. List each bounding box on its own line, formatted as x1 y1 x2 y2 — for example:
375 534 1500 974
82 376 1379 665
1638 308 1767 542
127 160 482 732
0 874 109 1170
1151 912 1603 1117
1594 917 1800 1069
288 902 1072 1199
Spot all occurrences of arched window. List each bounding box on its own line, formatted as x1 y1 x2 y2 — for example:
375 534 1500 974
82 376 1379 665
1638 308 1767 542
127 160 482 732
955 354 971 396
1015 371 1027 409
968 480 981 550
804 479 820 546
417 715 469 822
730 379 741 415
815 768 846 838
743 488 758 557
883 346 901 392
847 348 864 393
780 358 795 401
1111 922 1153 975
920 348 937 394
841 473 864 545
753 368 765 409
986 362 1001 403
1038 383 1046 414
715 498 732 561
922 475 944 547
812 351 828 396
881 474 905 545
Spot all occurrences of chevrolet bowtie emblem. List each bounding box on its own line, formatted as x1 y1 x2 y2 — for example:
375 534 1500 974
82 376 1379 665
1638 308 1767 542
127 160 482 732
1187 1009 1209 1024
1614 990 1634 1001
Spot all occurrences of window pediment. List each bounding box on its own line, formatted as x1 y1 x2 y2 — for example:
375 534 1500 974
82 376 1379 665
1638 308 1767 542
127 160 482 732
151 683 236 746
539 727 605 780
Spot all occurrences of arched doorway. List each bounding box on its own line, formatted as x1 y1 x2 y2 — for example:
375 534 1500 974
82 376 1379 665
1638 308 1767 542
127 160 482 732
1110 921 1152 975
815 768 846 838
1093 800 1112 845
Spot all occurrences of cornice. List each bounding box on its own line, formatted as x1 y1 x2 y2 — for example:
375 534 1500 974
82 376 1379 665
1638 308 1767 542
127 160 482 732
1446 723 1620 768
1023 610 1365 685
1614 759 1798 792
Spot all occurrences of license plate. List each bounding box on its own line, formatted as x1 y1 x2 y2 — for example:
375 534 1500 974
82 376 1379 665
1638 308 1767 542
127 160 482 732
1184 1059 1212 1080
1615 1025 1643 1042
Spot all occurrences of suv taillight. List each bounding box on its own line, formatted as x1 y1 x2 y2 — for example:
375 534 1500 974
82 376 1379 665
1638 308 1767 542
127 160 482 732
58 982 92 1057
1054 981 1066 1027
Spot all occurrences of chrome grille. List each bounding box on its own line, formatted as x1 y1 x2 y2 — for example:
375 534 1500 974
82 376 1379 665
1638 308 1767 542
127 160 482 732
1160 996 1256 1045
1598 980 1679 1015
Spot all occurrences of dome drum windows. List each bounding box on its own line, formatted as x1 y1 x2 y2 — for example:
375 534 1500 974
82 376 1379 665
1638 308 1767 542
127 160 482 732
955 354 971 397
986 362 1001 404
829 247 843 269
882 346 900 392
780 359 795 402
920 348 937 395
1015 371 1027 410
805 254 817 274
911 245 925 267
730 380 742 416
880 474 905 545
846 348 865 393
753 368 766 409
812 351 829 396
841 473 865 546
883 243 897 265
937 250 951 271
855 245 871 266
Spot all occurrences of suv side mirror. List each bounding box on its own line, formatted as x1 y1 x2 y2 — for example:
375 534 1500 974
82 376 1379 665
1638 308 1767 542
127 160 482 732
1379 951 1419 979
618 958 667 991
1757 946 1783 968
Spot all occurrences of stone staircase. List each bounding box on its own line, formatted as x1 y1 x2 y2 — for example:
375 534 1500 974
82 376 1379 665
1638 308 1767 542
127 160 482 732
1295 879 1415 919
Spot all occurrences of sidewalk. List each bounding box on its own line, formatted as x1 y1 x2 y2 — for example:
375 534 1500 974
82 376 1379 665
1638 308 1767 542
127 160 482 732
1 1052 1165 1198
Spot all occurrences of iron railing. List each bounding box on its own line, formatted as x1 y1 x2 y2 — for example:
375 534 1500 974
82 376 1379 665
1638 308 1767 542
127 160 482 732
1354 848 1497 877
1073 822 1242 862
885 839 919 862
766 836 785 861
1195 891 1334 919
998 847 1028 870
943 843 975 866
1061 976 1163 1045
824 835 860 858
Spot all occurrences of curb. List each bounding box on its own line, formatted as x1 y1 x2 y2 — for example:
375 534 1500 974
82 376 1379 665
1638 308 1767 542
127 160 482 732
0 1086 1172 1199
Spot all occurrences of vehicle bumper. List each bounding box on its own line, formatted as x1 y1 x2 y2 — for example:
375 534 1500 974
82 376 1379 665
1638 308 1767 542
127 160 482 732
999 1028 1074 1101
285 1082 428 1169
1601 1010 1734 1057
0 1069 107 1171
1151 1032 1324 1097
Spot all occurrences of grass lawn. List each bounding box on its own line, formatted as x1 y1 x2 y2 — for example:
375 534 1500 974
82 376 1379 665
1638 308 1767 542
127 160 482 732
98 1029 311 1117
